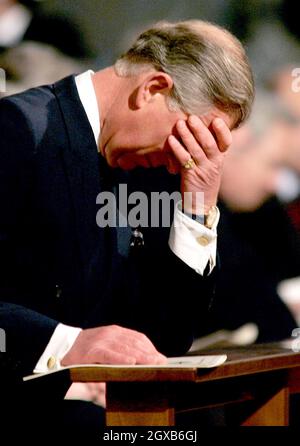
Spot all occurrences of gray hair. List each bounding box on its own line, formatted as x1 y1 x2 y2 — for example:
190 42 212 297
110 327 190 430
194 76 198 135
115 20 254 128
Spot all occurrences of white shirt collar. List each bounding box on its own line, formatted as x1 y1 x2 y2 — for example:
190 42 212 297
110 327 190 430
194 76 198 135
0 4 32 47
74 70 101 145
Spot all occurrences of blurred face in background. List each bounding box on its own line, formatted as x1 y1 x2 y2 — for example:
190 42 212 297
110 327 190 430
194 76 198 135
272 67 300 173
283 123 300 173
219 120 290 212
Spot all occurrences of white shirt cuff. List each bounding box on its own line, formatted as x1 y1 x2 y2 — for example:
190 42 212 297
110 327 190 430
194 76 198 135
168 201 219 275
33 323 82 373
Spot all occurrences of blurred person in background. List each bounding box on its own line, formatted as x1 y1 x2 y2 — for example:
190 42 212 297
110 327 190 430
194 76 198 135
0 0 90 58
270 66 300 225
0 41 84 96
0 0 91 96
266 65 300 325
196 92 300 343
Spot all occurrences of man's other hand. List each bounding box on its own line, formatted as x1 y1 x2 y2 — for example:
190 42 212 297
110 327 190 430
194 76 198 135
61 325 167 366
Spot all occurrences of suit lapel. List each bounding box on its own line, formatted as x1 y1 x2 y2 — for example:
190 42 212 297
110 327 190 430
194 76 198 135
52 75 132 303
53 76 107 283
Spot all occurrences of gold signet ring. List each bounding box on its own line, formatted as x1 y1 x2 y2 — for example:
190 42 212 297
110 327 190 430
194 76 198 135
182 158 196 169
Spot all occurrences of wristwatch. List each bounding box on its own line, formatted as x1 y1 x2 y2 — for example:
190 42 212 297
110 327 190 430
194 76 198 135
185 206 218 229
204 205 219 229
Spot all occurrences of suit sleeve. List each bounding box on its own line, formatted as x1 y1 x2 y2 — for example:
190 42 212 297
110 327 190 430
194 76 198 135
124 167 217 357
127 226 217 357
0 98 62 383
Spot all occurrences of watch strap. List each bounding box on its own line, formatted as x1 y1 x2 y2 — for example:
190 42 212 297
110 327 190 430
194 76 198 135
184 206 218 229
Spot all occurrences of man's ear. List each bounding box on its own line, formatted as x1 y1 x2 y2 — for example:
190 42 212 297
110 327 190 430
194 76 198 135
135 72 174 108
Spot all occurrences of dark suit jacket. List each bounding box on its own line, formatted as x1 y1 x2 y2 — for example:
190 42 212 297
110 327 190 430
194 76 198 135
0 75 214 401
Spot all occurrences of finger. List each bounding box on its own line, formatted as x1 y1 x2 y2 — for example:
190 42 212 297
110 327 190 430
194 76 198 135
176 120 204 164
100 325 157 352
122 347 167 365
187 115 219 159
168 134 205 168
150 354 168 365
122 336 168 364
127 337 163 355
96 326 166 359
102 337 168 365
211 118 232 152
91 344 167 365
135 352 168 365
115 327 162 354
112 338 167 364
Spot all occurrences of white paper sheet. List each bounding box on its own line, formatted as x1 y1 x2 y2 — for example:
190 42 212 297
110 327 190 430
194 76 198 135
23 354 227 381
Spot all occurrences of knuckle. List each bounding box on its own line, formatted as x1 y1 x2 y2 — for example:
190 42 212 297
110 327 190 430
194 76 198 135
207 142 217 152
136 332 148 343
213 157 223 170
